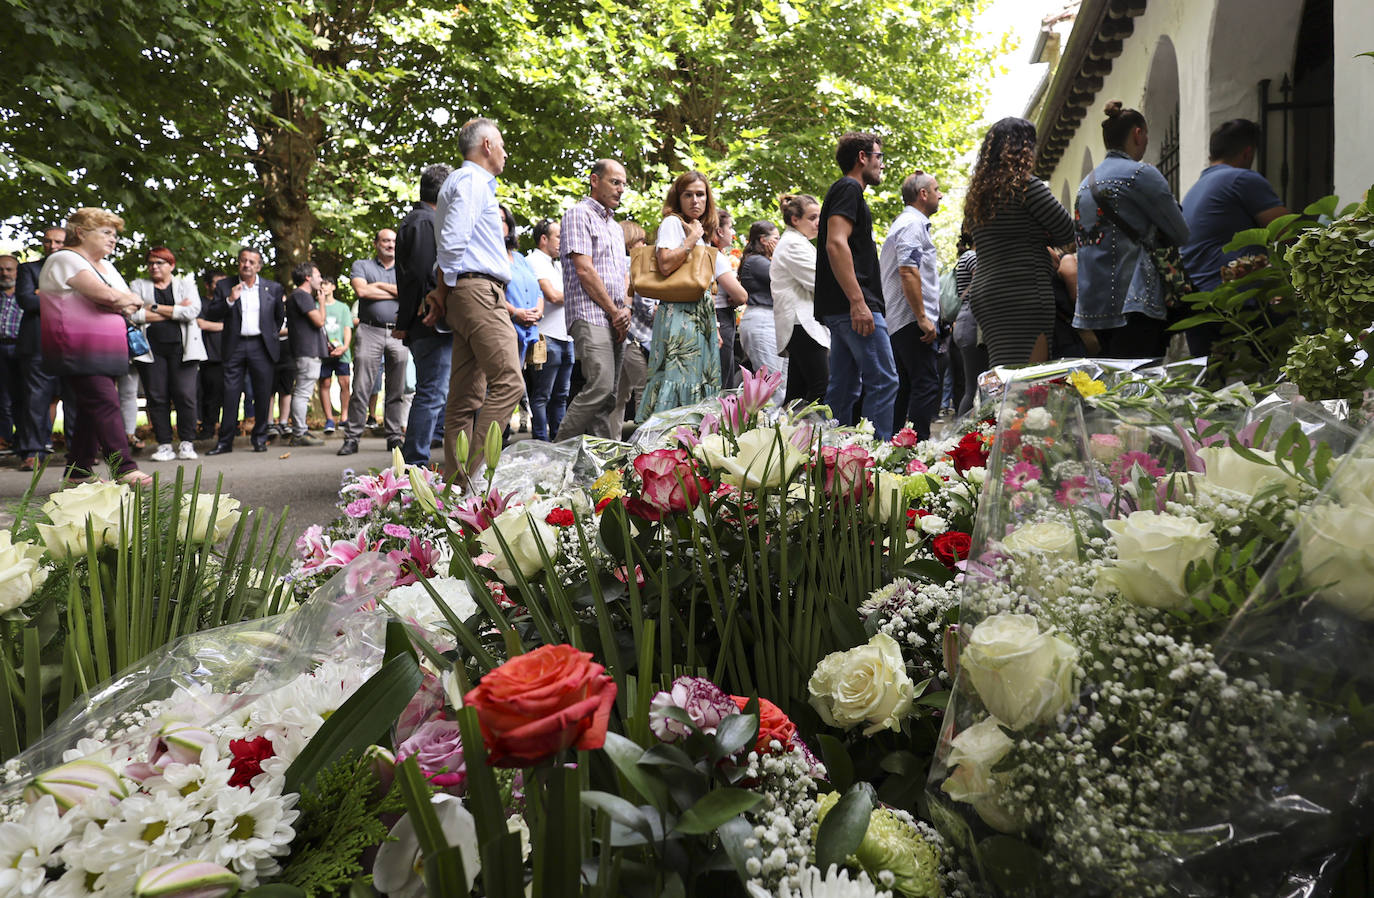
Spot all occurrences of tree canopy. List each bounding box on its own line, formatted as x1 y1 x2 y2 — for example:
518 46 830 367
1 0 997 278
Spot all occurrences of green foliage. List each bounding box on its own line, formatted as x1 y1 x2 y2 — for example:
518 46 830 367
1 0 996 279
279 753 406 897
1 469 292 758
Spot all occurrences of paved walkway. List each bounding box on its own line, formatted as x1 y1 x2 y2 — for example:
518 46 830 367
0 431 406 545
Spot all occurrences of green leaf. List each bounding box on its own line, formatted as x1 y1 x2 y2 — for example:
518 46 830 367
815 784 874 871
283 652 423 794
711 713 758 761
675 787 763 835
601 732 669 809
242 886 308 897
582 790 655 845
977 835 1044 893
817 734 855 793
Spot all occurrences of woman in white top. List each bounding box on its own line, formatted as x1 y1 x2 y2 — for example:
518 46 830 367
769 194 828 405
636 170 746 421
37 207 151 485
129 245 208 462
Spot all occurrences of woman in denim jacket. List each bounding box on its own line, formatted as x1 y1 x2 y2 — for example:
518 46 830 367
1073 101 1189 359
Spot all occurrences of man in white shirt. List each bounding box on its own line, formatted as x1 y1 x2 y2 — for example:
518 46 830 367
881 171 943 440
205 247 286 454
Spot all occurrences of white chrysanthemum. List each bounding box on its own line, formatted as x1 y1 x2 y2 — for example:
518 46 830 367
113 788 208 856
384 577 479 629
0 795 69 897
207 776 298 886
57 817 144 896
749 864 892 898
240 661 375 762
146 751 235 809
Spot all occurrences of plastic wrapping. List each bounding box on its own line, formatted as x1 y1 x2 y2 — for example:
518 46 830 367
1 553 401 797
483 437 624 499
927 375 1374 896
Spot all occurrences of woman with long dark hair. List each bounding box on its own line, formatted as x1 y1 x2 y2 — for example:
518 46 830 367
737 219 784 388
1073 101 1189 358
961 117 1074 367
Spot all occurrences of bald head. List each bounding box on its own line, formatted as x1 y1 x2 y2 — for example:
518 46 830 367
376 229 396 264
589 159 627 211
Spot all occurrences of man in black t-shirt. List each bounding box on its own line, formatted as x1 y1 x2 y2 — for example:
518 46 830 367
815 131 898 441
285 261 328 446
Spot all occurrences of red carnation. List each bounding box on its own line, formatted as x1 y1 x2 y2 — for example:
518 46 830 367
228 737 275 789
544 507 576 527
932 531 972 569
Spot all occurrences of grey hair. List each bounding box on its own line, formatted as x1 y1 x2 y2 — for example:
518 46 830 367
901 171 936 206
458 118 499 158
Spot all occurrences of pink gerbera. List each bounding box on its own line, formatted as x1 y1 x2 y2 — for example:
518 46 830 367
1110 451 1165 485
1002 461 1041 492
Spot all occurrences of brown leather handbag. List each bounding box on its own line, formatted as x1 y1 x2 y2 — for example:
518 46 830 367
629 243 717 303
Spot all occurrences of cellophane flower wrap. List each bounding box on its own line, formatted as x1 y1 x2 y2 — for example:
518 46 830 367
0 555 408 895
927 373 1374 897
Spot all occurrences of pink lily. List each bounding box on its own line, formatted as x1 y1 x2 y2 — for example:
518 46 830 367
451 488 515 533
300 526 382 575
343 468 410 508
738 366 783 419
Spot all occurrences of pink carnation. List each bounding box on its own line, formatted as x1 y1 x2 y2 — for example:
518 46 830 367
345 497 374 518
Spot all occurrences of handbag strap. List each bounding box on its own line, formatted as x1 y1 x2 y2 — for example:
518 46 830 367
1087 169 1149 247
54 248 113 287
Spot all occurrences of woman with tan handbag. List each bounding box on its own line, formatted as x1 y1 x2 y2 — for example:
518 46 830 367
635 170 745 421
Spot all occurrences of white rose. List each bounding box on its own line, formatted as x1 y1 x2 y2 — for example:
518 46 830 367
179 495 242 543
920 514 949 535
1299 501 1374 620
478 507 558 584
964 466 987 486
1022 407 1052 432
962 613 1078 730
1002 521 1078 561
941 717 1022 833
1099 512 1217 610
0 532 49 614
693 433 733 471
719 427 806 490
1197 446 1300 498
39 482 132 558
808 633 915 735
1328 457 1374 508
868 472 908 524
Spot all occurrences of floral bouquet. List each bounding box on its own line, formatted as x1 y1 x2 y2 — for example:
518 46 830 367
927 376 1374 895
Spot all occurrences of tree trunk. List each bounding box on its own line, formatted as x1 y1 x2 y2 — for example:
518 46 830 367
253 91 323 282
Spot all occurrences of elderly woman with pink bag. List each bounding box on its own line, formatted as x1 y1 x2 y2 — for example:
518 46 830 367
38 207 153 485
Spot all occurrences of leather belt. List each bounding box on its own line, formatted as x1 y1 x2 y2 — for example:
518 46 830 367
454 272 505 286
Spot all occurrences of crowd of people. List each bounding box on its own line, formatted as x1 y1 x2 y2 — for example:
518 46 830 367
0 105 1287 484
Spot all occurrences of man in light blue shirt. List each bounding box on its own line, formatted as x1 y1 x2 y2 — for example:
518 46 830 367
881 171 942 439
420 117 521 482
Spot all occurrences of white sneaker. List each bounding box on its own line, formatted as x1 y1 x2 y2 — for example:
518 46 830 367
177 441 198 460
150 443 176 462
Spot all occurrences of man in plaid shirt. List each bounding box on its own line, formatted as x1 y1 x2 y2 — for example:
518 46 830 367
556 159 630 440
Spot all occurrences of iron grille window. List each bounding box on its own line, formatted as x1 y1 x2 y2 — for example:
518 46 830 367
1158 105 1181 199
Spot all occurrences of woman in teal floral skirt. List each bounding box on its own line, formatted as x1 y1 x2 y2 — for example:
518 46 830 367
637 171 746 421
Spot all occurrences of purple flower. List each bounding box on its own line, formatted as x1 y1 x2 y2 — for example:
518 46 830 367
345 497 374 518
383 523 412 539
648 676 738 743
396 719 466 790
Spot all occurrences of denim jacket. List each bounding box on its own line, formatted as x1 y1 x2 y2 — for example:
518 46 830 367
1073 150 1189 328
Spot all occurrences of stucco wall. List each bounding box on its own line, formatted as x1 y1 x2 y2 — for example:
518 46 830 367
1041 0 1370 210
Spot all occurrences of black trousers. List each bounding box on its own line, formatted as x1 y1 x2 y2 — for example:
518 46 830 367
957 341 989 417
889 323 941 440
199 360 224 433
141 344 199 444
218 339 274 447
782 325 829 406
17 352 64 458
1101 312 1169 360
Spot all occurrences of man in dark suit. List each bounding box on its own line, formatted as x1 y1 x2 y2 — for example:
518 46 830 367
13 227 67 470
204 247 286 453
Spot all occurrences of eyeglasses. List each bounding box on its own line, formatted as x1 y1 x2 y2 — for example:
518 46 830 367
148 259 171 266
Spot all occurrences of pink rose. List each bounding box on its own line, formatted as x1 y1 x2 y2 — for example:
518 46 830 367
905 458 929 474
891 427 920 448
820 445 871 500
396 719 467 790
627 449 710 521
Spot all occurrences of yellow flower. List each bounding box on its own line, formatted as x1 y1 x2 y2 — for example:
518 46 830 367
592 469 625 502
1068 370 1106 398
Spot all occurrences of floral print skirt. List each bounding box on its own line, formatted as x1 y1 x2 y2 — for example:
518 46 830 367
636 293 721 422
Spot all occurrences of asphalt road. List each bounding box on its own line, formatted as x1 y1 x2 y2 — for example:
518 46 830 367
0 430 405 545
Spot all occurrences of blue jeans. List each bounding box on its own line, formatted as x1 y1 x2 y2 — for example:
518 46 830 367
401 333 452 465
527 336 574 441
822 312 899 442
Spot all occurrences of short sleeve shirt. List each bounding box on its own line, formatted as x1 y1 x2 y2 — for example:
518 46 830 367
350 258 398 326
657 216 732 308
526 248 568 342
560 196 628 329
323 301 353 363
39 250 130 295
814 177 882 318
880 206 940 334
286 288 328 358
1180 165 1284 291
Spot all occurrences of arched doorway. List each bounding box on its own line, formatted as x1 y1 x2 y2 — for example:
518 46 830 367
1081 147 1094 181
1286 0 1335 206
1142 36 1181 198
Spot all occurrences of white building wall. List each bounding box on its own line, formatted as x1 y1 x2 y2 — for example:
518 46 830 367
1042 0 1371 208
1333 0 1374 203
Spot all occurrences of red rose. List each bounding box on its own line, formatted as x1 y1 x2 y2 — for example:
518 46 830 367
629 449 709 521
819 445 871 500
544 507 576 527
932 531 972 569
891 427 919 448
1023 384 1050 407
948 432 989 473
464 644 618 767
731 695 797 754
228 737 275 788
